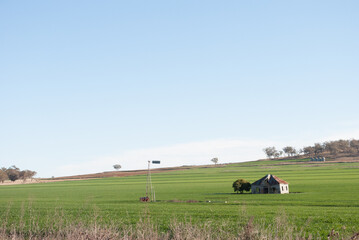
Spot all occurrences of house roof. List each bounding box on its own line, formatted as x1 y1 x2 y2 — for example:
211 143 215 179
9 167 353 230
252 174 288 186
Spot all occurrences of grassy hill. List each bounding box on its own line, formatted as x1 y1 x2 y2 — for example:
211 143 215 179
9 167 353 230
0 158 358 239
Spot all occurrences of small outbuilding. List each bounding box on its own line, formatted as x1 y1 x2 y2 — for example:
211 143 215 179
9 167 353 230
251 174 289 194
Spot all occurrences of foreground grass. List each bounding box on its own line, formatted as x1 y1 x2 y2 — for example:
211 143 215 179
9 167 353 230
0 159 359 238
1 204 358 240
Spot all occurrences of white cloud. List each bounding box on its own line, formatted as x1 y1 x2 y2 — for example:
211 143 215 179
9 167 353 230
54 139 277 177
323 130 359 142
52 130 359 177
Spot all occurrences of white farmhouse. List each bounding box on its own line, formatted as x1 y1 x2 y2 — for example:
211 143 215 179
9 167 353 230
251 174 289 194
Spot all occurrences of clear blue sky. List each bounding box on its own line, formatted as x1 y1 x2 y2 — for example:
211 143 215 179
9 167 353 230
1 1 358 177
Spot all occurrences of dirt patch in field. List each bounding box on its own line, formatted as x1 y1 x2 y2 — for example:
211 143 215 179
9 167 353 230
1 179 41 185
0 178 91 185
51 164 227 181
0 164 227 186
332 156 359 162
52 166 194 180
299 164 335 167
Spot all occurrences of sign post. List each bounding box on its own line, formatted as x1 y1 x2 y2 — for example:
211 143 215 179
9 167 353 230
151 161 160 201
144 160 161 202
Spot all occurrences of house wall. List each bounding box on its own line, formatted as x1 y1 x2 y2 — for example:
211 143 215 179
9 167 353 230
251 182 273 194
279 184 289 194
251 183 289 194
271 185 281 193
251 185 260 194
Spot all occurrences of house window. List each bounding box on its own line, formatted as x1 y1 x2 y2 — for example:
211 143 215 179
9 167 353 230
256 187 260 193
281 186 284 191
286 186 288 191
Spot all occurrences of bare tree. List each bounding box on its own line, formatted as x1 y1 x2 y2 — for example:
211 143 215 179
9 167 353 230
0 169 8 183
292 148 298 156
283 146 296 157
324 141 339 156
298 148 304 155
19 170 37 183
6 166 20 182
279 151 284 158
337 140 350 153
313 143 324 156
350 139 359 153
211 158 219 165
263 147 278 159
113 164 122 170
303 146 315 156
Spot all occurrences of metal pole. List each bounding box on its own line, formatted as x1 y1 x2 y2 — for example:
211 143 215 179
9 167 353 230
150 172 154 202
145 160 160 202
146 160 150 200
149 161 154 202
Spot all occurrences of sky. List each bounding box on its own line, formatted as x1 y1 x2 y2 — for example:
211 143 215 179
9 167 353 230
1 1 359 178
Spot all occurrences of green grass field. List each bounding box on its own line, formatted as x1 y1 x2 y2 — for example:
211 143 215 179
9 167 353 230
1 159 359 238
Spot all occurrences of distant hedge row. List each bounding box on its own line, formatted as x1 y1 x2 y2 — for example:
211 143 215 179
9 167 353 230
264 139 359 159
0 166 37 183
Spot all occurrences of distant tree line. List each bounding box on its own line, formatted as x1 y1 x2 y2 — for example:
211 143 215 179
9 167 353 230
263 139 359 159
0 166 37 183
